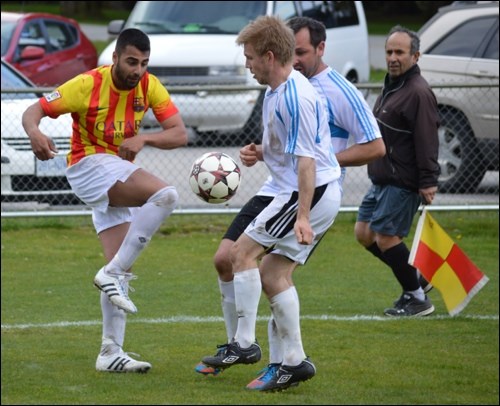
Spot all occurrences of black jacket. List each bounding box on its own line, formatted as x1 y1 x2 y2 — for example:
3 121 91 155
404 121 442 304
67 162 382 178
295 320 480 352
369 65 440 192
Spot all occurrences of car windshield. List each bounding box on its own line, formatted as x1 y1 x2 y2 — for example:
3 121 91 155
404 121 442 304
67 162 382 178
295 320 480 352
1 21 16 56
1 61 37 99
125 1 267 34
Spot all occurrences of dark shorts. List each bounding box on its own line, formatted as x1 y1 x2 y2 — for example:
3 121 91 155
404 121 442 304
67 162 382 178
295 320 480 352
357 184 422 237
223 195 275 241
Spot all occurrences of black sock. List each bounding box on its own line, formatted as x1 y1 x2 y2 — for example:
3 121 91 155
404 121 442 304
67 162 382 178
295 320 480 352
366 242 385 261
381 243 420 291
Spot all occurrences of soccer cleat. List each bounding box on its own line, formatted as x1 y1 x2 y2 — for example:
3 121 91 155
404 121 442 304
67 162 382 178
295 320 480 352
96 349 151 373
246 363 281 390
384 293 435 317
94 266 137 314
194 362 224 376
201 341 261 369
257 358 316 392
418 273 433 293
195 344 228 375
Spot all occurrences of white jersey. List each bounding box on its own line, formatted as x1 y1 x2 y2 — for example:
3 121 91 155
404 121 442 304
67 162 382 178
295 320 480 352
258 67 381 196
310 67 381 152
261 69 340 193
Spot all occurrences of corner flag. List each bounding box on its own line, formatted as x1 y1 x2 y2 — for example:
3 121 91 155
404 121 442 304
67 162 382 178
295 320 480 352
409 208 489 316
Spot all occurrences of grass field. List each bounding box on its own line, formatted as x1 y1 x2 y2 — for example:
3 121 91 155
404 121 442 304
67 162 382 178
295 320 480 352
1 210 498 405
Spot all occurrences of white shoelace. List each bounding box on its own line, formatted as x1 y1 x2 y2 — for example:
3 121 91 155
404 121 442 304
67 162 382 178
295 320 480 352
105 270 138 297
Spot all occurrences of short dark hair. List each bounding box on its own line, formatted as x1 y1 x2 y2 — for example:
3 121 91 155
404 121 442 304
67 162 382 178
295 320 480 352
287 16 326 48
115 28 150 55
387 25 420 55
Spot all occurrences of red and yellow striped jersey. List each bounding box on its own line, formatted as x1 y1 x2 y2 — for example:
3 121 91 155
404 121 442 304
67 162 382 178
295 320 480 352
40 65 179 166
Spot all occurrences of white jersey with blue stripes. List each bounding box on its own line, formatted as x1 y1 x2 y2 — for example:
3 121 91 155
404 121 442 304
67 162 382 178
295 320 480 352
310 67 381 152
258 67 381 196
261 69 340 194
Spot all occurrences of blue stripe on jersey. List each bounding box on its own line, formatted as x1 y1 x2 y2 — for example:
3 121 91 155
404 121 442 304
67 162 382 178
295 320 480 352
315 100 322 143
284 78 299 154
327 70 378 141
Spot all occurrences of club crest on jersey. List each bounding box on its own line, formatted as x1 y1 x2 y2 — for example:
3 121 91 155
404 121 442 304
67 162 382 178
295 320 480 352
44 91 61 103
133 97 145 112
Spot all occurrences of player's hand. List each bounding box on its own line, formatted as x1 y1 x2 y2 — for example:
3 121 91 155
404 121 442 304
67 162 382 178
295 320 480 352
240 143 259 167
419 186 438 205
30 133 58 161
294 219 314 245
119 137 144 161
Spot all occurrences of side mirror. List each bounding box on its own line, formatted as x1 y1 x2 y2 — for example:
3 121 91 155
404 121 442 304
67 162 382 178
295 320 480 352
19 45 45 61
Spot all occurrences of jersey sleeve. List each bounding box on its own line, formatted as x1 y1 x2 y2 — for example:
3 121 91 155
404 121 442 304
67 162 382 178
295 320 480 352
147 74 179 123
39 73 92 118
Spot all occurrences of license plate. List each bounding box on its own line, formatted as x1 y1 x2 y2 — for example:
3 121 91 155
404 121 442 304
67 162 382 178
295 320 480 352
35 155 67 176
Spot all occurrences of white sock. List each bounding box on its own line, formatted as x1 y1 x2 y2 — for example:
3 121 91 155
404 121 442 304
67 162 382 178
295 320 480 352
270 287 306 366
218 278 237 343
112 186 178 272
100 291 126 356
233 268 261 348
268 316 284 364
407 287 425 301
266 285 298 364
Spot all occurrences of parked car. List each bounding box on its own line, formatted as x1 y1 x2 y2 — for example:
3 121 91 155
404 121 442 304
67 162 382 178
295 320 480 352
98 1 370 145
1 11 97 87
418 1 499 193
1 59 78 205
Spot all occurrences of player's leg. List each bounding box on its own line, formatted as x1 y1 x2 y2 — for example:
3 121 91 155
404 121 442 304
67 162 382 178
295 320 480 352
95 168 178 312
196 196 273 375
67 155 178 313
94 220 151 373
255 181 340 391
369 186 433 316
104 168 178 271
200 234 265 371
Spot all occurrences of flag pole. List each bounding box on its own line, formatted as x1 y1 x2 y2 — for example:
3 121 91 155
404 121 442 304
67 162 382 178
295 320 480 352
409 206 427 265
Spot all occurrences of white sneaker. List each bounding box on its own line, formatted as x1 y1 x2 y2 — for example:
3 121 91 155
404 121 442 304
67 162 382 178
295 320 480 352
96 349 152 373
94 266 138 314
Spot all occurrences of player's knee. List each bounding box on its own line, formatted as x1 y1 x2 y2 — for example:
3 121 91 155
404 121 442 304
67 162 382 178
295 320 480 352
214 259 232 279
149 186 179 209
354 221 370 246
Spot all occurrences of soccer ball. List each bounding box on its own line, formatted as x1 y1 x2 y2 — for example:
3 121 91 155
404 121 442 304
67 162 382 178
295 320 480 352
189 152 241 204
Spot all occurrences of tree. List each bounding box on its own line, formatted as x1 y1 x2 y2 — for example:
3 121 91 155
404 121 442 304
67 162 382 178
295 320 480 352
59 1 103 19
415 1 453 19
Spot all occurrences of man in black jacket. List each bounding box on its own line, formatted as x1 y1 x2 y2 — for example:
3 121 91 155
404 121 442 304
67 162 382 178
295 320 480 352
354 25 440 317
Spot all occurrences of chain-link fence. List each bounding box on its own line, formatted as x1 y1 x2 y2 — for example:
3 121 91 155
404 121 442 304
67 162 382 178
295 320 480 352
1 82 498 215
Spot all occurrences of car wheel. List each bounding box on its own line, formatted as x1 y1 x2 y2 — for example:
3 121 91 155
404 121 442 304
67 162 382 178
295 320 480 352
437 107 486 193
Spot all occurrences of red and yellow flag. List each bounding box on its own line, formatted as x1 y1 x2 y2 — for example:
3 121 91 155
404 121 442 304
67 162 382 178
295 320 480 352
409 208 489 316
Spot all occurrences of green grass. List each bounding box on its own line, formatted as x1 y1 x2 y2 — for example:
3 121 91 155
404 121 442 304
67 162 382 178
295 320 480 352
1 211 498 404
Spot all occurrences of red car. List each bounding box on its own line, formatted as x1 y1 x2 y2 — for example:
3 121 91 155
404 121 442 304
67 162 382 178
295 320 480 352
1 11 97 87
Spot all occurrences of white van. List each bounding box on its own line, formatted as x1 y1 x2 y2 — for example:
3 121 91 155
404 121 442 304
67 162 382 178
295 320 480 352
98 1 369 144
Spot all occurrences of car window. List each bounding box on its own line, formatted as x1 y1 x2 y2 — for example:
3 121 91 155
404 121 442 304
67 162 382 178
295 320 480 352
273 1 297 20
1 21 16 56
428 16 497 58
19 21 46 51
484 25 499 60
44 20 77 51
127 1 267 34
0 62 37 99
301 1 359 28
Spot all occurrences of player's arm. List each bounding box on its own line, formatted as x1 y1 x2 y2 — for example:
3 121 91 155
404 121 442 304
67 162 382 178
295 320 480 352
140 113 188 150
22 101 58 161
295 156 315 245
335 138 385 167
119 113 188 160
